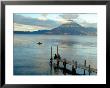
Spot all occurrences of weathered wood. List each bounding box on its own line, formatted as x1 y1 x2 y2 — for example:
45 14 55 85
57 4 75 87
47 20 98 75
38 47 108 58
75 61 77 69
63 59 66 69
84 60 86 75
50 46 97 75
57 45 58 55
53 64 79 75
89 65 91 75
58 59 97 73
57 59 59 67
50 46 53 64
51 46 52 59
72 65 76 75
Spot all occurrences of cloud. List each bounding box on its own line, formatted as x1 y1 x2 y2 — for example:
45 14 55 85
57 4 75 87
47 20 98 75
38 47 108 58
14 23 48 31
37 14 48 21
41 14 48 17
14 14 60 30
78 20 97 28
37 16 48 21
59 14 79 20
56 19 72 24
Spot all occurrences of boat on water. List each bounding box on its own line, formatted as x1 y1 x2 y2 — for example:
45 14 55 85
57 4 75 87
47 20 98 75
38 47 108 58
37 42 42 45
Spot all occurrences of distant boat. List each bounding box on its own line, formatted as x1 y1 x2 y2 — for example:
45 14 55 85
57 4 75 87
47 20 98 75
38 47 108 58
37 42 42 45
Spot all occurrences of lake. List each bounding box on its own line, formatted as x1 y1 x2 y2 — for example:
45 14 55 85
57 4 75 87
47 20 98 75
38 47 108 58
14 34 97 75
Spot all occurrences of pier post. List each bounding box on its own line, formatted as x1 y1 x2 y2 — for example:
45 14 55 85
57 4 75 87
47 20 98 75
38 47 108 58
57 59 59 67
51 46 52 59
50 46 53 64
56 45 59 67
63 59 66 69
75 61 77 69
84 60 86 75
89 65 91 75
72 65 76 75
57 45 58 56
72 60 74 65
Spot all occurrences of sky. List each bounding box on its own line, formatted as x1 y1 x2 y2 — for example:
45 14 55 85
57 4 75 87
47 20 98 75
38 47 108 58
14 13 97 31
18 13 97 23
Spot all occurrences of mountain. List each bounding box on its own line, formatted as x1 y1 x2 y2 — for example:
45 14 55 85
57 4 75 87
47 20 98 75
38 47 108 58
45 22 97 35
14 21 97 36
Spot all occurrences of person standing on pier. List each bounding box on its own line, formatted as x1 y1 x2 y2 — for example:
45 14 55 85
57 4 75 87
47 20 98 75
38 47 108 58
54 54 57 60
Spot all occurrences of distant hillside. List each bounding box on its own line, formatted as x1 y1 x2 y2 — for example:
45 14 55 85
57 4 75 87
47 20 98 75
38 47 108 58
45 22 97 35
14 30 49 34
14 22 97 36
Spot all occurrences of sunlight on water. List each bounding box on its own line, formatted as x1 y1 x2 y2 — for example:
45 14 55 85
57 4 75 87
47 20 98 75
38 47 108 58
14 34 97 75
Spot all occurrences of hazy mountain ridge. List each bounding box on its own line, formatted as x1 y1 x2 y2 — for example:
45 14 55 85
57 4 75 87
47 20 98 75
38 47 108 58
14 21 96 36
45 22 97 35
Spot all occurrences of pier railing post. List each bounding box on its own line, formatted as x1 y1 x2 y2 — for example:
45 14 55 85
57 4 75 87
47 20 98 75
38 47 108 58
72 65 76 75
57 59 59 67
63 59 66 69
51 46 52 59
57 45 58 56
72 60 74 64
50 46 52 64
89 65 91 75
75 61 77 69
84 60 86 75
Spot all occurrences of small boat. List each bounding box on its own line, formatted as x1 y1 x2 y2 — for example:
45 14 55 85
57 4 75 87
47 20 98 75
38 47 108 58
37 42 42 45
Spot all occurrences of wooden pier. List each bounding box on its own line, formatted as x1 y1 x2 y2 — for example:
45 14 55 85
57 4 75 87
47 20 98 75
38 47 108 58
49 46 97 75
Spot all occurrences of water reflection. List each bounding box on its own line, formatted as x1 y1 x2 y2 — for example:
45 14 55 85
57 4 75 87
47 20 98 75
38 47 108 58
14 34 97 75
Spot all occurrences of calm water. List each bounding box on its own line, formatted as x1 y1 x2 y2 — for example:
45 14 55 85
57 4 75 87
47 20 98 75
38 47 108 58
14 34 97 75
